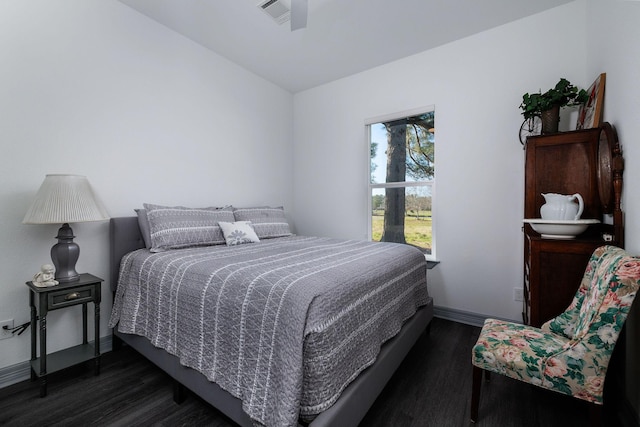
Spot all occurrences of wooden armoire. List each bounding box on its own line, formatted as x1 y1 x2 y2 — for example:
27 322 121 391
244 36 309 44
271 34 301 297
523 123 624 327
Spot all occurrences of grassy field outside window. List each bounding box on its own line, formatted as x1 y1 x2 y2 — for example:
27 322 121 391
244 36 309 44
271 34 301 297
371 209 432 253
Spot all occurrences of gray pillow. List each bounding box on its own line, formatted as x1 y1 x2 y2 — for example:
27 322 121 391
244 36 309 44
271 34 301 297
134 208 152 248
144 203 235 252
232 206 292 239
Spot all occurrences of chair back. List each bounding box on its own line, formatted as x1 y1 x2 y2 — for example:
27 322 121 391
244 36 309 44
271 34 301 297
538 246 640 403
542 250 602 339
552 247 637 352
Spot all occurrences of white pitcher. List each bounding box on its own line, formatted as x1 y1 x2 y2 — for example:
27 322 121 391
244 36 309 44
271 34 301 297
540 193 584 221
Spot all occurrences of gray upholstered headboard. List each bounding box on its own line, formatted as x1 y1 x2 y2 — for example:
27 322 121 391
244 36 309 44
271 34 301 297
109 217 145 292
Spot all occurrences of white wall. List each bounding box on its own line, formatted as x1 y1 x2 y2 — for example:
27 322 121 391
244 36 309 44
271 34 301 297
292 2 587 322
293 0 640 416
3 0 639 416
0 0 293 370
585 0 640 415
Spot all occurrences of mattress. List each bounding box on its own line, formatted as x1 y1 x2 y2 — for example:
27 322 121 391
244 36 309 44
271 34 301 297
109 235 429 427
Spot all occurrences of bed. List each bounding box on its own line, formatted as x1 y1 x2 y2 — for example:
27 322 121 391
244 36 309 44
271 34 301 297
108 207 433 427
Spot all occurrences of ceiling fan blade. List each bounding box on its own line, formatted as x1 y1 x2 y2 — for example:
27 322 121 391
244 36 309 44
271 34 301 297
291 0 308 30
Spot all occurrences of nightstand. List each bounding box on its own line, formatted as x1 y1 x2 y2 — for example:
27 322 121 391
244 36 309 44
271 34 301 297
26 273 102 397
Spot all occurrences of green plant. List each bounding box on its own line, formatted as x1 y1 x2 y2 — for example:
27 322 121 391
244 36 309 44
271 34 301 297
520 78 588 119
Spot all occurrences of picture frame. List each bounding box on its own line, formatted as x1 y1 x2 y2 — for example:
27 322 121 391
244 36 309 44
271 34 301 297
576 73 606 130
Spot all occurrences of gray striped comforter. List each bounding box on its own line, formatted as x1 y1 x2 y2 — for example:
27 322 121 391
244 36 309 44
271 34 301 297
109 236 429 427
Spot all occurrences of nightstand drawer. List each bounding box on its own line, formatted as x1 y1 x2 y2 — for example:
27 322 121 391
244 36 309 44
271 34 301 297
48 285 96 309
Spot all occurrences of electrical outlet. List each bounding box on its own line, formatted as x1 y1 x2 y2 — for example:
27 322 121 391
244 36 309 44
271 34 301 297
0 319 14 340
513 288 524 302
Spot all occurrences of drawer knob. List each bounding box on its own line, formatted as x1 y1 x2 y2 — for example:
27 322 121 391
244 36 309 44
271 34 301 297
65 292 80 301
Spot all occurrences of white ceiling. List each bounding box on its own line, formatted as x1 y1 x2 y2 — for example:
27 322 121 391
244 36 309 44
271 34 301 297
118 0 573 93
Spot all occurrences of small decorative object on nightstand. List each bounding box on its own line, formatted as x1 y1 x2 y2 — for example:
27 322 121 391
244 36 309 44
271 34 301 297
32 264 59 287
26 273 102 397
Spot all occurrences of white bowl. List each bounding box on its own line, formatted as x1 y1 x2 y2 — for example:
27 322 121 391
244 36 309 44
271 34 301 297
523 219 600 239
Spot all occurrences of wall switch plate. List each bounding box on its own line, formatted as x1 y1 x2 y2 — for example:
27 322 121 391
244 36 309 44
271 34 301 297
0 319 14 340
513 288 524 302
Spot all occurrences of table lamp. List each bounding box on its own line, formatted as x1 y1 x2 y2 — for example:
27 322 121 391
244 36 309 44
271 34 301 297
23 174 109 283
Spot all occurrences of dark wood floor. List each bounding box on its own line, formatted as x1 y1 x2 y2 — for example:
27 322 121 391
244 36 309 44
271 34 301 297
0 318 630 426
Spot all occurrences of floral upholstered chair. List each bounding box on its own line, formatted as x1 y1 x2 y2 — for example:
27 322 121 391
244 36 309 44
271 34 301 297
470 245 640 425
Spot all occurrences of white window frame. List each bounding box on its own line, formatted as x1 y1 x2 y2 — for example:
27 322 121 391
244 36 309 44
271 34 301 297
365 105 436 261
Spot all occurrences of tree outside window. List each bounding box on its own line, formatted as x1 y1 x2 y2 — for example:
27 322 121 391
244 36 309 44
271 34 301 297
369 109 434 256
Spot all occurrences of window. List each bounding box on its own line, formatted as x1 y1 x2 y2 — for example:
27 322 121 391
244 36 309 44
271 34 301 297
367 107 435 258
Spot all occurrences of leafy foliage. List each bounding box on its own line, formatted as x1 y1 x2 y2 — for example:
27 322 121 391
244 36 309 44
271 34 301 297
520 78 588 119
383 111 435 180
370 141 378 183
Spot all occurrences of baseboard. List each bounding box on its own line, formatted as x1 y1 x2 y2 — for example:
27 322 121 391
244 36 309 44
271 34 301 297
0 335 112 390
0 358 31 389
433 305 511 327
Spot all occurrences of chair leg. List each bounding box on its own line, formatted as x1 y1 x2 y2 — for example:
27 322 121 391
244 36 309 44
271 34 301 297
589 403 602 427
471 365 483 423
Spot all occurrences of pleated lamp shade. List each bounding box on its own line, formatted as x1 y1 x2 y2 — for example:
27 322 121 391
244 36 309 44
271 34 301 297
23 174 109 283
23 174 109 224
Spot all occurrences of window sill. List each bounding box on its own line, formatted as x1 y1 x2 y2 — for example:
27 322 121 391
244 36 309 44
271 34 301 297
426 260 439 270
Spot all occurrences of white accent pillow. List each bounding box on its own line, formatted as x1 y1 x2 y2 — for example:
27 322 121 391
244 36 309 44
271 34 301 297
219 221 260 246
